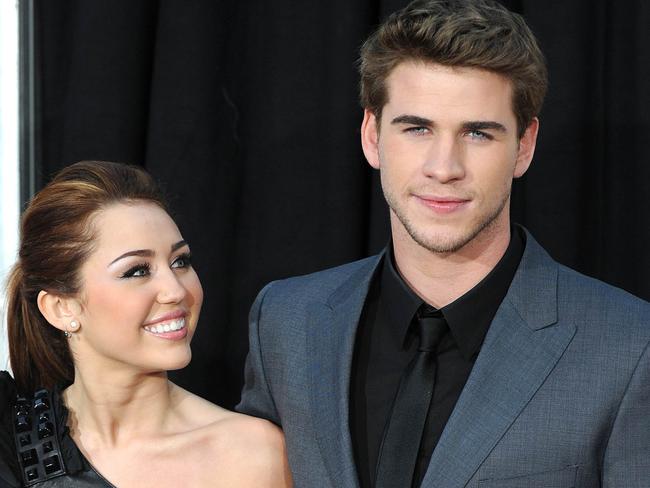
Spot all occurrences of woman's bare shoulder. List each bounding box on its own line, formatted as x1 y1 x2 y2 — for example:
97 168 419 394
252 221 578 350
173 388 227 420
213 411 282 448
169 384 292 487
199 412 292 488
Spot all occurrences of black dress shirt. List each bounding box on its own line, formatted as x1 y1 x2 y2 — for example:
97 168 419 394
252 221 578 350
350 226 525 488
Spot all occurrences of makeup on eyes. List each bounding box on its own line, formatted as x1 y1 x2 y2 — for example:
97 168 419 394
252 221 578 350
118 251 192 279
120 262 151 279
171 252 192 268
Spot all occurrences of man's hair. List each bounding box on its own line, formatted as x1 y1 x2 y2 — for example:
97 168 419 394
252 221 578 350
359 0 548 137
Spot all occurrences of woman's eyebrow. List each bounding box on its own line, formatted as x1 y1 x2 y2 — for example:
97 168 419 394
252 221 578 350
108 240 187 267
171 240 188 252
109 249 154 266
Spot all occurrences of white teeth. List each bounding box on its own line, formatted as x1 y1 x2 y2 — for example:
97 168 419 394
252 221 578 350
169 319 184 331
144 318 186 335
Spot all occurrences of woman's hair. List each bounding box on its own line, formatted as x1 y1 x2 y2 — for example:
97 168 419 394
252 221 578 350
6 161 167 394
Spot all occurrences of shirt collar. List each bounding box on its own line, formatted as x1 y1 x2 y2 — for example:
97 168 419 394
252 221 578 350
380 244 423 346
380 225 526 360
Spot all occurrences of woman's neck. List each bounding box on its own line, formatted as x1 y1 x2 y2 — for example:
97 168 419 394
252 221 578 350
63 368 178 448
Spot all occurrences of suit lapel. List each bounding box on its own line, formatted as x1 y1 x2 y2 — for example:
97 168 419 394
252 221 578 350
307 255 383 488
421 233 577 487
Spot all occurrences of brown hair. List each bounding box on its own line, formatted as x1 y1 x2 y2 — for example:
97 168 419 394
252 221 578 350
359 0 548 137
6 161 167 394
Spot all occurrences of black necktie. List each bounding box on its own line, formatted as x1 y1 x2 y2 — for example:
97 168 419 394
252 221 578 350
375 309 448 488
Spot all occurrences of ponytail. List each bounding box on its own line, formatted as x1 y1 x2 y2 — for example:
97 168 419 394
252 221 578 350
6 263 73 395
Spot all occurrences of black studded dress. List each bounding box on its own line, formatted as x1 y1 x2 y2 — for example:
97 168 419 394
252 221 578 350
0 372 115 487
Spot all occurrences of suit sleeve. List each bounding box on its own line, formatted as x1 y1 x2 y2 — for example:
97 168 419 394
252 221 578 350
236 282 281 426
602 337 650 486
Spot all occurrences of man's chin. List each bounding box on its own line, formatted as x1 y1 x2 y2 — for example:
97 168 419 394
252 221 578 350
403 216 501 255
411 230 477 254
390 209 476 254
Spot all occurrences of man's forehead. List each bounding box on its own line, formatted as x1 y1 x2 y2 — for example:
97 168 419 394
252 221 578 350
385 60 513 97
382 61 516 122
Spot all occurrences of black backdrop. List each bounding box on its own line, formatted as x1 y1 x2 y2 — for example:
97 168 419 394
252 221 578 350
32 1 650 408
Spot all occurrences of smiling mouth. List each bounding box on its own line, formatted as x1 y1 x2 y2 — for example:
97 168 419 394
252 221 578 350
143 318 186 334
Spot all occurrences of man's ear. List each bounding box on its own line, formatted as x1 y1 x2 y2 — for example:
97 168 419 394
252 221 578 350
361 109 381 170
37 290 82 333
514 117 539 178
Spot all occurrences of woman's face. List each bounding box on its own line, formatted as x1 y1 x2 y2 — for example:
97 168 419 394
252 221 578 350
71 201 203 374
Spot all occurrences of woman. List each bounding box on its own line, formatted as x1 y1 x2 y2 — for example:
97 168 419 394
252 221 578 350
1 161 291 487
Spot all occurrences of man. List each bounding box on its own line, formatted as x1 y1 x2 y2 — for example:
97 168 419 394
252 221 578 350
237 1 650 486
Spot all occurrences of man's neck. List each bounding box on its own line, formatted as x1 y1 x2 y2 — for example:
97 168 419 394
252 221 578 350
391 220 512 309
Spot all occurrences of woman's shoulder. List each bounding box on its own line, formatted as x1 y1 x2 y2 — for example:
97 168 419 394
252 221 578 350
169 384 291 486
171 383 285 450
203 413 291 487
0 370 17 397
210 410 285 451
0 372 21 487
0 374 88 487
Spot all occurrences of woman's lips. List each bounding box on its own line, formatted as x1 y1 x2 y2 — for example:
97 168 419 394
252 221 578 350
143 309 186 326
143 311 189 340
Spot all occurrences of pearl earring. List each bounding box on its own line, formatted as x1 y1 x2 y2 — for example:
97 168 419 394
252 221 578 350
65 320 80 338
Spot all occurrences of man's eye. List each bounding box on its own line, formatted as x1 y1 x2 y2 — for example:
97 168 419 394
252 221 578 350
466 130 492 140
120 263 151 279
404 126 429 135
171 253 192 269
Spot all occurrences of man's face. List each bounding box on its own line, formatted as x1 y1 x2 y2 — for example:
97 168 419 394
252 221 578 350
361 61 538 254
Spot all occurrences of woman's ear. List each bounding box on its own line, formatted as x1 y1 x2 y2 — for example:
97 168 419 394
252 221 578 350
37 290 81 333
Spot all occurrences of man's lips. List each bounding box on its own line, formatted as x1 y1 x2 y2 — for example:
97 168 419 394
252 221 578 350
414 195 471 213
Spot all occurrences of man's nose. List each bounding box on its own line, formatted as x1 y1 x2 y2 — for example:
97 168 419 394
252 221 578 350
421 135 465 183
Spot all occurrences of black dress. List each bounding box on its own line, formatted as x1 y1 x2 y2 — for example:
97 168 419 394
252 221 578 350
0 372 115 487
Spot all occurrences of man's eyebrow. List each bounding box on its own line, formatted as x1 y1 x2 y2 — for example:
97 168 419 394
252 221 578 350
463 120 507 133
391 115 433 126
109 249 154 266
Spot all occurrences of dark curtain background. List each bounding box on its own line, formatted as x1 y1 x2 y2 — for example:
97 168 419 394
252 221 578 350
31 0 650 408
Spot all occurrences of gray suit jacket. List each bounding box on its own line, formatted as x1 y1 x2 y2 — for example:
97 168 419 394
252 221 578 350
237 231 650 487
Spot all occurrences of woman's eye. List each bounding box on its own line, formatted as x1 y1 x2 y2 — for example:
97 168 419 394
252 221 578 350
171 253 192 269
120 263 151 279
